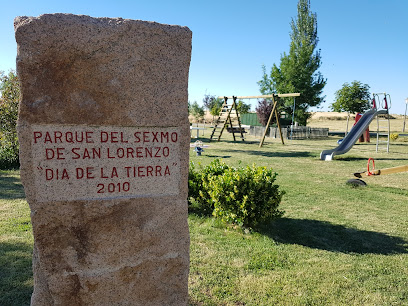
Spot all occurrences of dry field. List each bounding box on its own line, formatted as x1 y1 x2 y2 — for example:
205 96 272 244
191 111 407 134
308 111 406 133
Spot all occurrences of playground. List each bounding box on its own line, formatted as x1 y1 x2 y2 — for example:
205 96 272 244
188 128 408 304
2 118 407 304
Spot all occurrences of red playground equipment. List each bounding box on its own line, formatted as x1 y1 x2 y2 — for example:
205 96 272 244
347 158 408 186
354 113 370 143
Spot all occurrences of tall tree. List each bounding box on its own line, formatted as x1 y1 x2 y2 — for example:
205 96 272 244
0 70 20 168
190 101 205 124
258 0 326 126
203 94 223 122
331 81 371 114
331 81 371 135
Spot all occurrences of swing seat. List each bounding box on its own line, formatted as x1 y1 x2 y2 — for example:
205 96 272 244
227 127 247 134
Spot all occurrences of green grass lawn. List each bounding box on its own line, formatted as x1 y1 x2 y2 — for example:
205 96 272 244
0 170 33 306
188 132 408 305
1 132 407 305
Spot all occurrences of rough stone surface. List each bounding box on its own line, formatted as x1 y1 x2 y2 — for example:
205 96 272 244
15 14 191 305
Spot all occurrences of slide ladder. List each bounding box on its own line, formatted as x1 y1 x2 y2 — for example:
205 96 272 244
374 93 391 152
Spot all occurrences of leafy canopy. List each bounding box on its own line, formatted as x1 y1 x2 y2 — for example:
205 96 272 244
236 100 251 114
258 0 326 126
190 101 205 122
203 94 223 117
255 99 273 127
331 81 371 114
202 95 251 119
0 70 20 168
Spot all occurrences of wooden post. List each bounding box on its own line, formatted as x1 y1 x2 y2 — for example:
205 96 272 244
217 97 230 141
259 95 282 147
234 96 245 141
257 93 300 148
229 97 236 142
274 105 285 144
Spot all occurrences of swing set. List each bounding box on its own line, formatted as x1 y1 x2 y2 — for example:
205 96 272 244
210 93 300 146
256 93 301 147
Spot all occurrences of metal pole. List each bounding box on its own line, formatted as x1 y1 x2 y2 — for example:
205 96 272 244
290 97 296 139
403 98 408 132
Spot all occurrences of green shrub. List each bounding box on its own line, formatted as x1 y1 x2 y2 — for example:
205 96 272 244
188 161 206 213
208 164 284 228
188 159 230 216
188 159 285 228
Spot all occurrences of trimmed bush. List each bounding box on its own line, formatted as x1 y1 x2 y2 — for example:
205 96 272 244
188 159 230 216
208 164 284 228
188 159 284 228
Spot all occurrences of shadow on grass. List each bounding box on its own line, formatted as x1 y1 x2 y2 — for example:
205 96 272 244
371 186 408 194
190 138 210 143
222 149 315 158
0 241 33 305
337 156 408 161
193 138 259 145
205 155 232 159
381 143 408 146
0 172 25 200
263 218 408 255
213 140 260 145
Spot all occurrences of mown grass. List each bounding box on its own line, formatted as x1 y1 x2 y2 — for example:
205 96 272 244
188 131 408 305
0 170 33 306
1 131 407 305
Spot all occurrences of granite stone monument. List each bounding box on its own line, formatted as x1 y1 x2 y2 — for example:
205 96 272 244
15 13 191 305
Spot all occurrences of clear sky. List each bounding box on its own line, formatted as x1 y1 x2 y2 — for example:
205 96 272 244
1 0 407 114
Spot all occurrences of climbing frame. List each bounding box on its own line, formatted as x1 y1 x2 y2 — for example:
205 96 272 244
210 96 245 142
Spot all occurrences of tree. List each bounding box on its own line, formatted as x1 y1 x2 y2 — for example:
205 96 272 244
190 101 205 124
255 99 273 127
203 94 223 121
202 95 251 120
258 0 326 126
331 81 371 135
0 70 20 168
331 81 371 114
236 100 251 114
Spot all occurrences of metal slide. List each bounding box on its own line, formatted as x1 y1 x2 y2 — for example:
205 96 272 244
320 109 387 161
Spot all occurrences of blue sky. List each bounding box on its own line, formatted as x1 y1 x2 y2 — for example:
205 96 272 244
1 0 407 114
